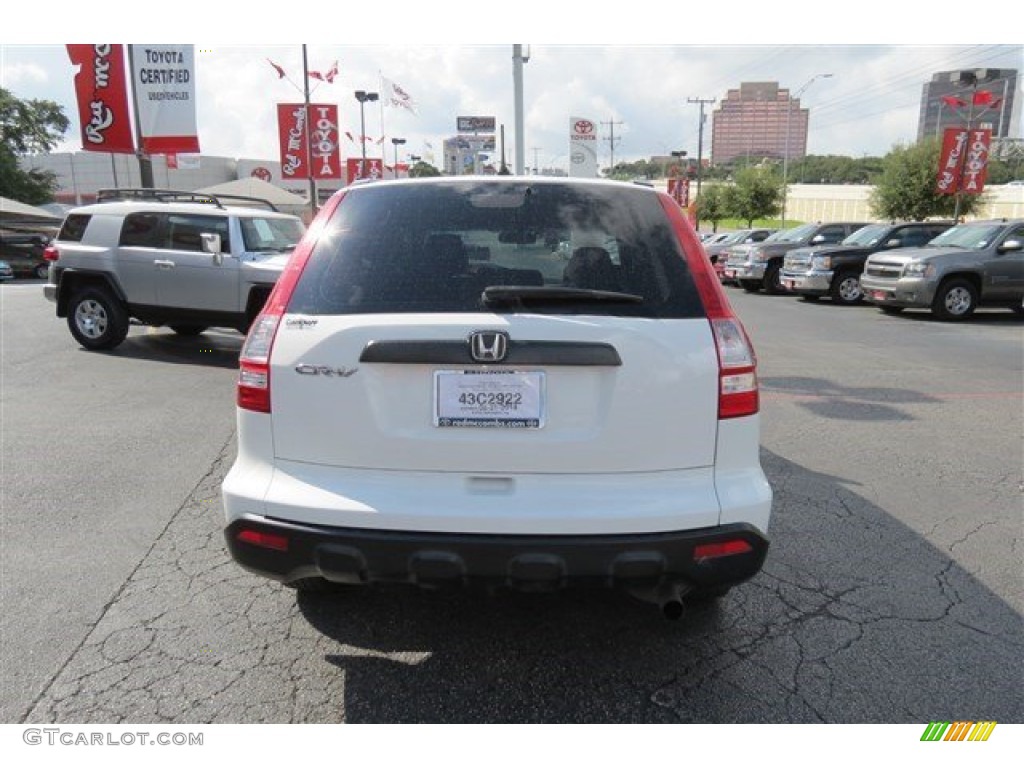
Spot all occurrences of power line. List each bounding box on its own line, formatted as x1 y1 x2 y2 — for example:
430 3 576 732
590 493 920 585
601 119 625 171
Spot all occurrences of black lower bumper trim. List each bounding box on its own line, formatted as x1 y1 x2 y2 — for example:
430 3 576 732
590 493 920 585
226 516 769 593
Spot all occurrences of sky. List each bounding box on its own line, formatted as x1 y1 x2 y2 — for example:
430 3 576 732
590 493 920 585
1 5 1022 174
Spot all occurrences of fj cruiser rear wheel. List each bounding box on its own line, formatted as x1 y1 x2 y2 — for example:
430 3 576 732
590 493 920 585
34 263 49 280
67 287 130 350
932 278 978 321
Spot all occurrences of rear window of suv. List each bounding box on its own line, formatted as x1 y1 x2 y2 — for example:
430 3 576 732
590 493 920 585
57 214 91 242
287 181 704 318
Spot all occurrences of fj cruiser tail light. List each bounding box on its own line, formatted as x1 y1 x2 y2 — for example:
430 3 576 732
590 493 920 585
43 245 60 261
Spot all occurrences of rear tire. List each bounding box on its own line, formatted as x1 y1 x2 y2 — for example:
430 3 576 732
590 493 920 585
67 286 130 350
34 263 49 279
932 278 978 321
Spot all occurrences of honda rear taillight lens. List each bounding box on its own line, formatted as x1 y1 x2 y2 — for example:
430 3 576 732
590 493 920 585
237 315 280 413
236 529 289 551
711 318 759 419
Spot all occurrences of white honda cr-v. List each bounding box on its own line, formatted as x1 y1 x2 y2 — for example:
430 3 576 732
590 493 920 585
221 177 772 618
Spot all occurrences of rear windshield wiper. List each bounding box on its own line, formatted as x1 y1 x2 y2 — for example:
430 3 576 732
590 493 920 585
481 285 644 308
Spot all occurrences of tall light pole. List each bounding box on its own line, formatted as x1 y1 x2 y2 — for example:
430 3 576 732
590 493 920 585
513 45 530 174
391 137 406 179
781 74 832 228
354 89 379 176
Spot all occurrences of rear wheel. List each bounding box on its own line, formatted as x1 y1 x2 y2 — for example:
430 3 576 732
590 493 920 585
34 263 49 279
169 325 207 336
830 272 864 304
932 278 978 321
67 286 130 350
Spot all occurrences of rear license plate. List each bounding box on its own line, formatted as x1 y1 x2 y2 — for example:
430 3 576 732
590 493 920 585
434 370 545 428
871 290 889 301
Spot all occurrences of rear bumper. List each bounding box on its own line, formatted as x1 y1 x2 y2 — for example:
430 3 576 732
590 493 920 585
225 515 770 592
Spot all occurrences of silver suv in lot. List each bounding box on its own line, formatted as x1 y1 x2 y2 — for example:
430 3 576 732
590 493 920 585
860 219 1024 320
43 189 306 349
221 177 772 618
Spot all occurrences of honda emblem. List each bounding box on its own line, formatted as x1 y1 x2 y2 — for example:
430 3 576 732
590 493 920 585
469 331 509 362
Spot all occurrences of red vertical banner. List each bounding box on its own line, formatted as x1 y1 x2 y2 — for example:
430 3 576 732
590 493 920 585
667 178 690 207
66 44 135 154
277 103 310 181
959 128 991 194
308 104 341 180
346 158 384 183
936 128 967 195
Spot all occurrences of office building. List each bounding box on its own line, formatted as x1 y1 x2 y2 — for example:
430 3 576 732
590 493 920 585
711 82 809 166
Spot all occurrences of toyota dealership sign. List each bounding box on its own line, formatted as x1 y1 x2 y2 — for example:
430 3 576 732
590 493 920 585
569 116 598 178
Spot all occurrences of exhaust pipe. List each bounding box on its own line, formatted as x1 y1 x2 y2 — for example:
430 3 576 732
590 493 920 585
628 581 689 620
659 583 686 620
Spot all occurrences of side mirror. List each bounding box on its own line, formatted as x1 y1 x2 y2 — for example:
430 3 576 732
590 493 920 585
998 238 1022 253
810 234 826 244
201 233 223 265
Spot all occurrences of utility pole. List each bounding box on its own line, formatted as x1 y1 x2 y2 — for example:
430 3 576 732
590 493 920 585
601 118 624 176
687 97 715 231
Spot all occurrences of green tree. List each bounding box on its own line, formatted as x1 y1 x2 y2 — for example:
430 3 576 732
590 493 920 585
0 87 70 204
869 139 983 221
729 167 783 226
408 160 441 178
694 183 728 232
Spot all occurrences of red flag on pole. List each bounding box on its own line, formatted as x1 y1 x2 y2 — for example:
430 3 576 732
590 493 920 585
268 59 286 79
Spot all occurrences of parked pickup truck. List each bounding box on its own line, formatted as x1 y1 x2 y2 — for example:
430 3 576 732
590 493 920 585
723 221 869 294
780 221 953 304
860 219 1024 320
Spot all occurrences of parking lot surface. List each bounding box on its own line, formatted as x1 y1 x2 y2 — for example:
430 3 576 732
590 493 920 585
2 281 1021 723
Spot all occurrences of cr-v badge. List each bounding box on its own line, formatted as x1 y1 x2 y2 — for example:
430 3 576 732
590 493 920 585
294 364 358 377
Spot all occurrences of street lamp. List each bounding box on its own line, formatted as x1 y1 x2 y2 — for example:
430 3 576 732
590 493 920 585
781 74 832 228
354 90 379 174
391 137 406 179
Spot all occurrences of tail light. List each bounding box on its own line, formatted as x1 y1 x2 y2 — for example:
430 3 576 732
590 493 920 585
236 190 346 413
43 245 60 261
657 193 760 420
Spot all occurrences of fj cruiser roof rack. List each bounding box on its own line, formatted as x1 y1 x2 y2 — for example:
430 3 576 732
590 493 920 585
95 188 279 212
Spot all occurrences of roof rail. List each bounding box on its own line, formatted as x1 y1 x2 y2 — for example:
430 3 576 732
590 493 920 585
95 188 279 212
